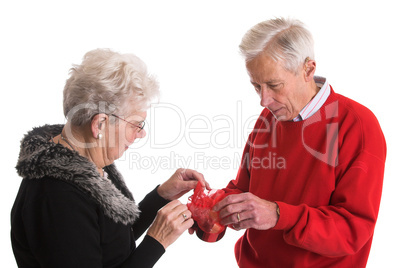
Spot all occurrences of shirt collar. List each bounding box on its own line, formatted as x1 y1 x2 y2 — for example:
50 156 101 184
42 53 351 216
293 76 330 122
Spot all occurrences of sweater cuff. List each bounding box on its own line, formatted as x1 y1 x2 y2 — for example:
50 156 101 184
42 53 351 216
152 185 171 205
134 235 165 267
272 201 306 231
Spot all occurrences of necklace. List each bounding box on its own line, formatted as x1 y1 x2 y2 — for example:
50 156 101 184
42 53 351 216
60 132 77 151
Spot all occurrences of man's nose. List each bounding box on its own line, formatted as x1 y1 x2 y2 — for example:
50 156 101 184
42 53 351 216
260 88 274 108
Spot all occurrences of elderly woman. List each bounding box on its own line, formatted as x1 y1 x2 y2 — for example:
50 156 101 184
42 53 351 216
11 49 207 267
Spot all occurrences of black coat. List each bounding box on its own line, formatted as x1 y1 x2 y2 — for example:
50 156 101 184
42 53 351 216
11 125 169 267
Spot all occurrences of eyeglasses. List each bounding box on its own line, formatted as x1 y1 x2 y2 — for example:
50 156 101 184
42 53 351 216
110 114 145 133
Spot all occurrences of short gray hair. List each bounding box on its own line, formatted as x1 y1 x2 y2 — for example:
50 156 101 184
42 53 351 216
239 18 315 73
63 48 159 126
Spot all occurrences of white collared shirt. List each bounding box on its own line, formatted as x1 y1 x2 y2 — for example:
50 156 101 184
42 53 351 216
293 76 330 122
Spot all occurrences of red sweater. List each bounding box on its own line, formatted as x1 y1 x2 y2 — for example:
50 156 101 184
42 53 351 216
225 88 386 267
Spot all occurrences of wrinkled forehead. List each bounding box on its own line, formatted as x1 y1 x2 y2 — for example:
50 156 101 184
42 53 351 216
246 54 288 83
125 111 147 121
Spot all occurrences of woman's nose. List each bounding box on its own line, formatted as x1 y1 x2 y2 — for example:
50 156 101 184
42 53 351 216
126 129 146 144
137 129 146 139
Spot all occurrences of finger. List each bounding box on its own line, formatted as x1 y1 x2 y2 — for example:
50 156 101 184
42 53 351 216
182 218 195 230
170 205 194 229
220 209 252 226
204 180 211 190
179 168 212 190
181 169 209 188
161 200 182 211
231 223 241 231
219 202 248 220
232 218 254 230
180 180 199 192
179 209 192 223
159 203 191 230
168 203 191 220
213 193 247 212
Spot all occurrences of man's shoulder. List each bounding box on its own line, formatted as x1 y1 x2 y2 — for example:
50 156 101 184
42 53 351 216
330 91 385 151
330 91 379 123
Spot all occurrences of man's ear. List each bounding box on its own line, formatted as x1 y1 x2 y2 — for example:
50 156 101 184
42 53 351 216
91 114 108 139
304 58 316 82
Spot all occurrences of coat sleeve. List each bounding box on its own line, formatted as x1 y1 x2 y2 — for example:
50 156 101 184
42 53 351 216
120 235 165 268
22 186 104 267
116 187 169 267
132 186 170 240
21 183 169 268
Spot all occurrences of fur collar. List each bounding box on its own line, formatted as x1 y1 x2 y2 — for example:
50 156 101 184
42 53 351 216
16 124 140 225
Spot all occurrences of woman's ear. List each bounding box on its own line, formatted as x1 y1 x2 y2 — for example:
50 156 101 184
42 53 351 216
304 58 316 82
91 114 108 139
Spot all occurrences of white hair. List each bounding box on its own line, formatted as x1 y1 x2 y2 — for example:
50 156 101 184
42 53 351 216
239 18 315 73
63 48 159 126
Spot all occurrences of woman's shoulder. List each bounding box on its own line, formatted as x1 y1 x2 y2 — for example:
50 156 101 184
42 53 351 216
19 176 98 207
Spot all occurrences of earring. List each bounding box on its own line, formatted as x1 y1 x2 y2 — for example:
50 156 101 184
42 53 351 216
97 133 103 139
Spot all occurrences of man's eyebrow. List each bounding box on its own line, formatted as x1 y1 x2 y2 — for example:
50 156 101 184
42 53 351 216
250 79 282 84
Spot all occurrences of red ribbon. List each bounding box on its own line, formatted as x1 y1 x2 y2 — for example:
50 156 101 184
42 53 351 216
187 182 229 235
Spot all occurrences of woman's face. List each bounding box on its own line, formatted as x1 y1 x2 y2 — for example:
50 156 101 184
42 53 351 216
105 111 147 162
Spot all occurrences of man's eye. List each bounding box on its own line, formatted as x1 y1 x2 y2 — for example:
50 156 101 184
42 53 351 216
269 84 282 90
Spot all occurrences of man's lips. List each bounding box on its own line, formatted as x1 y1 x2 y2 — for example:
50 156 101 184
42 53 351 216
269 107 284 114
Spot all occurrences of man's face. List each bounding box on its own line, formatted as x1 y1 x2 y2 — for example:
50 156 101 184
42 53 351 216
246 53 310 121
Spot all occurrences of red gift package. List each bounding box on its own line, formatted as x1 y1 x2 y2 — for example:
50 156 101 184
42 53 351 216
187 182 230 242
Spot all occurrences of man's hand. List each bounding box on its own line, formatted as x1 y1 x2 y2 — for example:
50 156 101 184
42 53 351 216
213 192 279 230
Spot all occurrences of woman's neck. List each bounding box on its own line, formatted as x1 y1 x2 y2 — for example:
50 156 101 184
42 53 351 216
58 123 107 177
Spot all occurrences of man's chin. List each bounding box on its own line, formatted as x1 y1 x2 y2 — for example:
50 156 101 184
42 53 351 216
270 108 287 121
272 112 289 121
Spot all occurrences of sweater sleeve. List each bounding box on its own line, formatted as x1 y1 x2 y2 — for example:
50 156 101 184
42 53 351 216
273 111 387 257
274 151 385 257
225 109 270 194
132 186 170 240
224 135 252 193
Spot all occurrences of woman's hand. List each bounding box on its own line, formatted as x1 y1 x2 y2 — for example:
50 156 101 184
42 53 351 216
213 192 279 231
147 200 193 249
157 168 210 200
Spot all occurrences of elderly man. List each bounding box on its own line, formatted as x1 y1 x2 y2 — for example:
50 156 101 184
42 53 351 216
213 18 386 267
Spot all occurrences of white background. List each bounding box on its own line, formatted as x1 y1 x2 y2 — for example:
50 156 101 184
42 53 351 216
1 0 401 267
